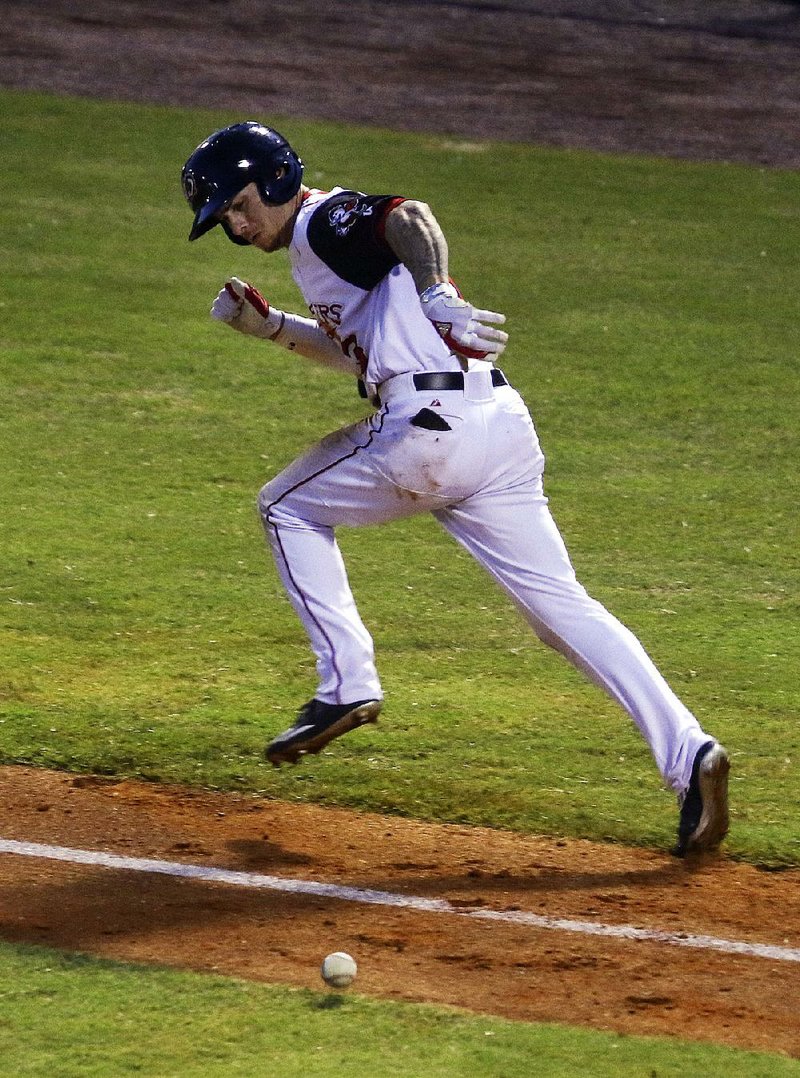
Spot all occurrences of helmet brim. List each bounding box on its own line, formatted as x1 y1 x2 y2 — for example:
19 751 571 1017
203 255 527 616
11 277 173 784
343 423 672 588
188 190 231 242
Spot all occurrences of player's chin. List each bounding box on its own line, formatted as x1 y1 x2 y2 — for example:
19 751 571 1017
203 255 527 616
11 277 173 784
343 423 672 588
252 232 280 253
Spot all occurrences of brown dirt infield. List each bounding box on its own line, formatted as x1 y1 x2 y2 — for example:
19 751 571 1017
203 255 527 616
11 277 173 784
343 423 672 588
2 766 800 1056
2 0 799 1059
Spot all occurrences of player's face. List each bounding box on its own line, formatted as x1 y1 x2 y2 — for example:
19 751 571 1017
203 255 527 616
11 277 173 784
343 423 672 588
218 181 297 252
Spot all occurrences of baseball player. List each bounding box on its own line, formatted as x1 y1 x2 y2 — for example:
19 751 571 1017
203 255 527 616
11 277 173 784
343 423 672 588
181 122 730 856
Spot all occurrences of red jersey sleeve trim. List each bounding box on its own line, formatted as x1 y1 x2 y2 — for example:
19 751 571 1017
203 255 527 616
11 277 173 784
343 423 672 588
375 196 408 244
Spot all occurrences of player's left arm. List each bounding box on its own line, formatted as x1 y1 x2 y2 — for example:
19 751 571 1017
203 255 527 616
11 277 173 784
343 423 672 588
382 199 449 294
383 200 508 359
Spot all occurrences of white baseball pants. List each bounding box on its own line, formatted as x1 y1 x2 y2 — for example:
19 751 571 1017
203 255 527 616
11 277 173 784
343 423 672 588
258 369 710 792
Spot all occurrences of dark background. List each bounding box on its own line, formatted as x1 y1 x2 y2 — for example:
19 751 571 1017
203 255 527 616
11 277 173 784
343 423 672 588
2 0 800 167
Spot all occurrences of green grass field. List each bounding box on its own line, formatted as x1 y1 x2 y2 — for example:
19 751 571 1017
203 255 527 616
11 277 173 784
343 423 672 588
1 89 799 1073
4 943 799 1078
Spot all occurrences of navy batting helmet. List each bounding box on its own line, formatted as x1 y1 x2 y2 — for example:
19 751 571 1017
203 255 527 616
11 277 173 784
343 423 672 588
181 121 304 244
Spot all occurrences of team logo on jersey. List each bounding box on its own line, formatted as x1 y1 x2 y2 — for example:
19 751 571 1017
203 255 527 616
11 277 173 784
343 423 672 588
329 198 374 237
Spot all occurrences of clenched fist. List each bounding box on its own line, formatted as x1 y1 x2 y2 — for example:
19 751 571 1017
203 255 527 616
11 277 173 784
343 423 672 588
211 277 285 339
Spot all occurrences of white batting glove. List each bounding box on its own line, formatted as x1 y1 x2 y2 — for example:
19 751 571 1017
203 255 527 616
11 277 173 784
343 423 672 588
419 282 507 360
210 277 285 340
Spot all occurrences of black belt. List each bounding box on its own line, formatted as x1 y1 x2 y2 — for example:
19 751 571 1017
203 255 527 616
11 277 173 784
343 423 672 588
358 369 508 403
412 369 508 391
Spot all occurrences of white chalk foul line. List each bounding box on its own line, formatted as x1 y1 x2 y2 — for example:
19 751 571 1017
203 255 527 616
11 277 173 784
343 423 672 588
2 837 799 965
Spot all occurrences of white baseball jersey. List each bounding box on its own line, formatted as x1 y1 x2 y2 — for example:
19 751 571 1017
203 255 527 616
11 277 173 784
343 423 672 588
257 184 714 797
289 187 471 387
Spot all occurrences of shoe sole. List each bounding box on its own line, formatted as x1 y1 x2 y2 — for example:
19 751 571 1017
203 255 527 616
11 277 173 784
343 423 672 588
685 744 731 854
266 701 382 767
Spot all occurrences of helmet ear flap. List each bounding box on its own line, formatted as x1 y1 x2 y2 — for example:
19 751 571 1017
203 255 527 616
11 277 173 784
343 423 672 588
258 151 303 205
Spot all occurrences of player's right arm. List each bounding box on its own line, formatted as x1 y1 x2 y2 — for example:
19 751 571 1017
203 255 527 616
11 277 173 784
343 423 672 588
210 277 360 375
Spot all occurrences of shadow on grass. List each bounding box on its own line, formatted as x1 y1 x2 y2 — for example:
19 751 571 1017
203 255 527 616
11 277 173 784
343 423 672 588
312 993 350 1011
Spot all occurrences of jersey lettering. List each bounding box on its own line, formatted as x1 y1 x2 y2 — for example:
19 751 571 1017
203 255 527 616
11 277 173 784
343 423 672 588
309 302 343 328
339 332 369 375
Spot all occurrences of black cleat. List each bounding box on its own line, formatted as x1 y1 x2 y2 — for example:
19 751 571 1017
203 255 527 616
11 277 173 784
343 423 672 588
674 741 730 857
266 698 382 767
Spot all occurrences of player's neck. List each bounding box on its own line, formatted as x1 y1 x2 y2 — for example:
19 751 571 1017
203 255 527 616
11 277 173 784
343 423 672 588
276 187 308 249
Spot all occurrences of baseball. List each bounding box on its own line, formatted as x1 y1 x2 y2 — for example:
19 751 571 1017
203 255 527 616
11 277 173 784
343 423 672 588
321 951 357 988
